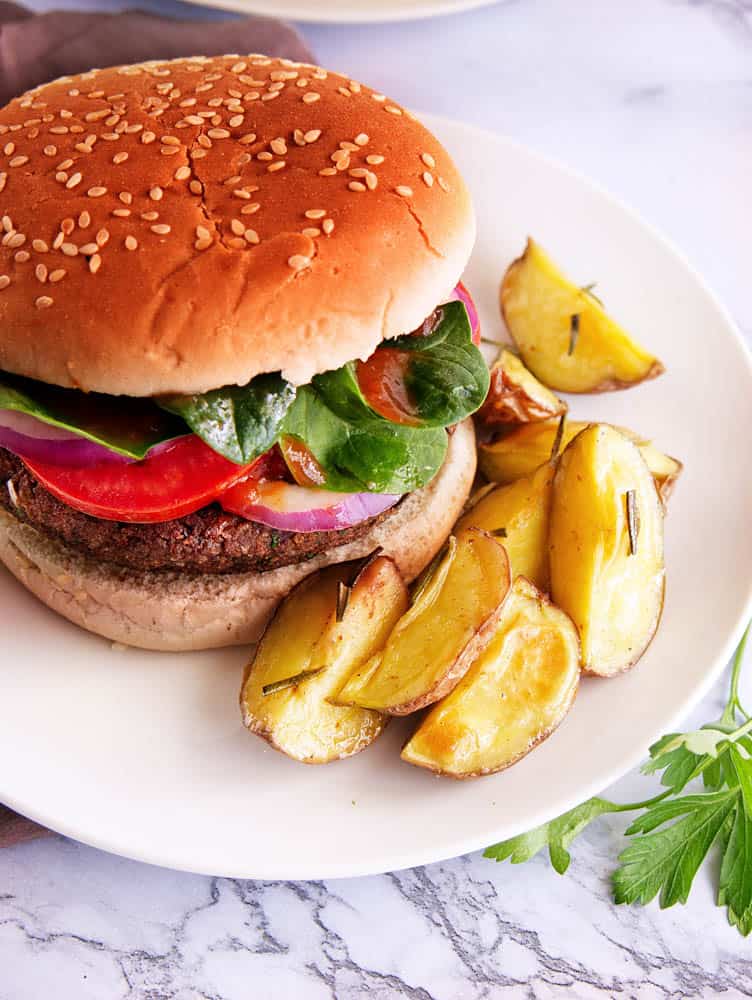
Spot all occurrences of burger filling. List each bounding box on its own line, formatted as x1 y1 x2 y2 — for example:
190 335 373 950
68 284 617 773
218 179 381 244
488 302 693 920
0 291 487 571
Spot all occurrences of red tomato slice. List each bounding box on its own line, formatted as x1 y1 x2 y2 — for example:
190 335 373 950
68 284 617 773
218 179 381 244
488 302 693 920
23 435 258 523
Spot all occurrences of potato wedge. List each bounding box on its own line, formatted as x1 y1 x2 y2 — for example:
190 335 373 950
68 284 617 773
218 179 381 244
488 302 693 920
402 577 580 778
332 528 510 715
477 348 567 425
549 424 665 676
240 555 409 763
479 418 682 506
501 239 664 392
456 461 554 590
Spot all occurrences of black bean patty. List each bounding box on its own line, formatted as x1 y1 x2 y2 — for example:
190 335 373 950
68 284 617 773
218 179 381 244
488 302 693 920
0 447 391 575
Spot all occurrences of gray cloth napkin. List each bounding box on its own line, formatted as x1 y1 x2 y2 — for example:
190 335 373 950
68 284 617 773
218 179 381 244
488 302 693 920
0 3 314 849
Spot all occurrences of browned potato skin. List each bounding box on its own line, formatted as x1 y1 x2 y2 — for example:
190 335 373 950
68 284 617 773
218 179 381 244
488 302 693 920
332 528 511 716
240 555 408 764
477 349 567 425
401 577 581 779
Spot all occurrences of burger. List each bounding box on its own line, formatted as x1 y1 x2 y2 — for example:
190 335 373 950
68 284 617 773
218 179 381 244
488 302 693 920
0 54 484 651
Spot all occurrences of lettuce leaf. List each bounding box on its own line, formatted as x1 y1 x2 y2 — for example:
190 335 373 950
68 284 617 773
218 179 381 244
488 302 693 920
0 372 185 460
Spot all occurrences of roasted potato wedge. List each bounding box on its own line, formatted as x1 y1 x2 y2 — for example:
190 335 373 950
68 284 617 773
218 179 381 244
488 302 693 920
549 424 665 676
456 461 554 590
501 239 664 393
332 528 511 715
401 577 580 778
477 348 567 425
478 418 682 506
240 555 409 763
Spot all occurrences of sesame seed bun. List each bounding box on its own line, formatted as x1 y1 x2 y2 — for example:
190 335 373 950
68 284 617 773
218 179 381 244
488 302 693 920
0 55 474 395
0 419 476 651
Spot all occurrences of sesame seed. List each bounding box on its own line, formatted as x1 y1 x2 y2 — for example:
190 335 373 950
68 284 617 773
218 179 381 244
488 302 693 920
287 254 311 271
438 176 450 192
228 114 244 127
267 161 285 173
230 219 245 236
151 224 171 235
349 168 369 178
195 225 211 240
226 237 246 249
233 189 251 200
244 229 259 244
61 243 78 256
293 129 306 146
268 82 285 93
79 243 99 255
302 92 320 104
319 167 336 177
194 238 212 251
174 165 191 180
78 211 91 229
331 149 350 163
141 211 159 221
0 275 9 289
197 134 212 149
119 191 132 205
75 143 92 154
141 131 156 144
52 232 64 250
124 235 138 250
395 185 413 197
257 152 273 161
421 152 436 169
349 80 361 93
305 208 326 219
9 156 28 168
32 239 48 252
3 142 14 155
183 115 203 126
49 269 66 283
322 218 334 235
302 227 320 238
338 87 352 98
366 154 385 165
0 174 5 193
149 186 163 201
385 106 402 116
241 203 260 215
65 172 82 189
89 254 102 274
1 216 11 232
336 158 350 172
14 250 29 263
422 171 434 187
55 172 68 184
304 129 322 144
365 172 378 190
96 228 109 246
189 180 203 195
208 128 230 139
35 296 53 309
348 181 366 193
239 132 257 144
112 208 131 218
223 175 242 186
43 145 57 156
354 133 369 146
35 264 47 282
113 152 129 164
7 233 25 249
87 187 107 198
261 92 280 102
161 147 180 156
50 126 69 135
161 135 180 146
270 138 287 155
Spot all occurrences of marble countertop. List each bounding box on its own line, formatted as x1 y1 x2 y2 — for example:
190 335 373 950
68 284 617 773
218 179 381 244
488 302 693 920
3 0 752 995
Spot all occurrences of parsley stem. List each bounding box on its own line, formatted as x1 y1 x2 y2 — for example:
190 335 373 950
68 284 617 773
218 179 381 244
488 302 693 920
725 623 751 723
605 789 673 814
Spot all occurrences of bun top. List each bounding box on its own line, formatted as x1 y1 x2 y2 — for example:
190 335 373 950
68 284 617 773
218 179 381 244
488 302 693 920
0 55 474 396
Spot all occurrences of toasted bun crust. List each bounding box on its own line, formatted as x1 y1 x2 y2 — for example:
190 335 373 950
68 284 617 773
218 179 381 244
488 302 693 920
0 56 474 396
0 419 475 651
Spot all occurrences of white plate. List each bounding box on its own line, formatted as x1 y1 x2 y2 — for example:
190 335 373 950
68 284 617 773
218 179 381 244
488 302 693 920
2 116 751 880
178 0 499 24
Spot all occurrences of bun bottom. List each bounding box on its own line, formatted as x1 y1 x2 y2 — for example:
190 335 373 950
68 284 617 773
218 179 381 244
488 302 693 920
0 420 476 652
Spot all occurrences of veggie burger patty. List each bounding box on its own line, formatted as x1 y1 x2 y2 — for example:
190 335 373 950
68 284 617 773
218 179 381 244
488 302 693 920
0 448 388 576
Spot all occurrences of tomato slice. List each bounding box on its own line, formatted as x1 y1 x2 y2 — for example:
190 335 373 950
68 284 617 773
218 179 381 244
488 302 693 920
22 435 258 523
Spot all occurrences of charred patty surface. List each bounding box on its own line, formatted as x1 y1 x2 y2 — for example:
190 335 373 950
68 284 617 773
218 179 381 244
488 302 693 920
0 448 391 575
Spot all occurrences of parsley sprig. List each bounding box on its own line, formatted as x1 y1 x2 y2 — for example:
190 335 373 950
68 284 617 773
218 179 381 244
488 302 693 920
484 624 752 936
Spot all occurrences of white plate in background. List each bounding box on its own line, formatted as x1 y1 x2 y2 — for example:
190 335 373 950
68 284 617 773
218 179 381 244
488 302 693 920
1 115 751 879
178 0 500 24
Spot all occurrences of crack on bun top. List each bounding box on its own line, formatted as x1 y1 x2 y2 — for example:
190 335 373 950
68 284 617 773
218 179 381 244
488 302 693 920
0 54 475 396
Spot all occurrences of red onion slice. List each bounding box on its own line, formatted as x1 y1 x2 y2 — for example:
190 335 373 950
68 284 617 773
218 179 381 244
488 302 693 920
222 480 401 533
449 282 480 344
